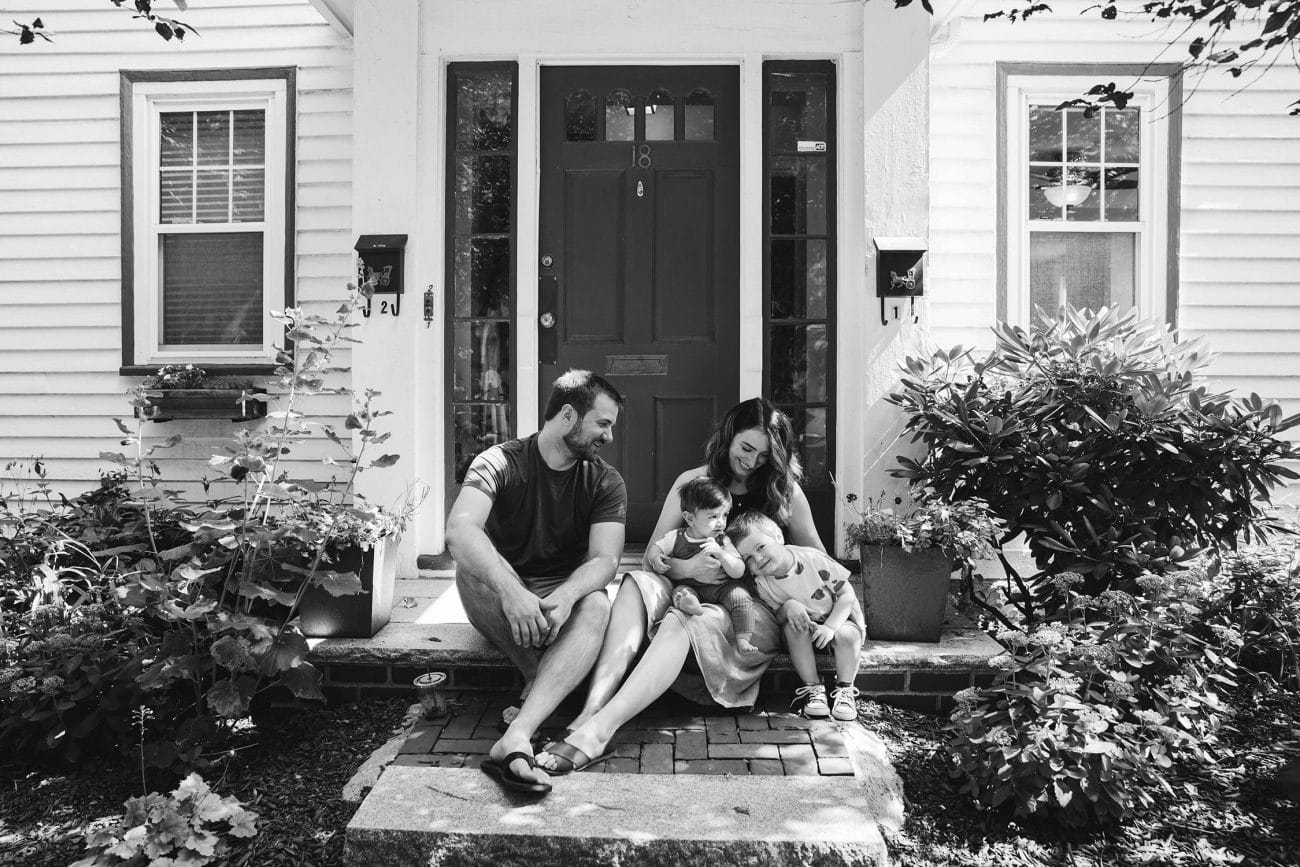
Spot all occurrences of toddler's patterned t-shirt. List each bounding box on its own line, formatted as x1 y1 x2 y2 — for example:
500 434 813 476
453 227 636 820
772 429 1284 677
753 545 853 622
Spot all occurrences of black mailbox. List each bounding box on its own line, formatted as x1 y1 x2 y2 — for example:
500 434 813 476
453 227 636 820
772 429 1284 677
355 234 408 317
874 236 926 325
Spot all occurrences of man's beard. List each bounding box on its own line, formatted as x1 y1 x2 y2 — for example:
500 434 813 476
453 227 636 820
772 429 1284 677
562 420 600 461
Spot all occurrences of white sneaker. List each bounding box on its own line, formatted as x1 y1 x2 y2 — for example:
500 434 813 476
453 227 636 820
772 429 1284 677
793 683 830 719
831 685 860 721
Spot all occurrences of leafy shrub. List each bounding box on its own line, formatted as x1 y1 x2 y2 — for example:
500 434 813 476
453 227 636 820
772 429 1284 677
842 490 1005 561
889 306 1298 621
946 570 1239 826
73 773 258 867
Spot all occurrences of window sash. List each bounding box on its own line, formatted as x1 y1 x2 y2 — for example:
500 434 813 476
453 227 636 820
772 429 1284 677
1005 77 1169 328
129 80 287 365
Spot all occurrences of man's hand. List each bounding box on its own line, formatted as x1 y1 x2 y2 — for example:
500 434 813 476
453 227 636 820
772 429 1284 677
811 624 835 649
784 600 813 632
539 593 576 646
501 586 549 648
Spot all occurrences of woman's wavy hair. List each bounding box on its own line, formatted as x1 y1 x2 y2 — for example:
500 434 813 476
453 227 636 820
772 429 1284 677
704 398 802 523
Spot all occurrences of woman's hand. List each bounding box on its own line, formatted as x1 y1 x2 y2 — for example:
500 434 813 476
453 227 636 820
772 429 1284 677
666 550 727 584
783 600 813 632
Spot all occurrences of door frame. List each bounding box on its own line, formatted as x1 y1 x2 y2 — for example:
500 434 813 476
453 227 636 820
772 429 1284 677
422 51 865 553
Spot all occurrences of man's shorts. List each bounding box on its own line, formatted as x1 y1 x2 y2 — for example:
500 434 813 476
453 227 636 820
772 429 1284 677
521 574 568 598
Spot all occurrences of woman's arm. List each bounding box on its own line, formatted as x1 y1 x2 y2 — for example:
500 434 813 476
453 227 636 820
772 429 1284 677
783 483 827 553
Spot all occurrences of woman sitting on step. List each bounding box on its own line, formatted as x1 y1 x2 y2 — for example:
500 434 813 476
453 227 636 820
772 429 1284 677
536 397 833 774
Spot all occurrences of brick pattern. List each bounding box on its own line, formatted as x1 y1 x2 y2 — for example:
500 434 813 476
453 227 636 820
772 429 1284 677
391 691 860 777
316 661 993 715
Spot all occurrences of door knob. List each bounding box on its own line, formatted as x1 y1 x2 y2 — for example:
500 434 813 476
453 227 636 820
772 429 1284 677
539 312 556 329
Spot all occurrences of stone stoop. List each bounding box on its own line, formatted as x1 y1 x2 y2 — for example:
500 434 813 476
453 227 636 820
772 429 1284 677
344 764 897 867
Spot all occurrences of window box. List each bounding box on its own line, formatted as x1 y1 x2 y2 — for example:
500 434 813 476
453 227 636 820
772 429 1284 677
135 387 268 423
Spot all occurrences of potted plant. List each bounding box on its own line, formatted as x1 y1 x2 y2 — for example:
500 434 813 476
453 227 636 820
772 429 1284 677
136 365 268 423
844 491 1004 642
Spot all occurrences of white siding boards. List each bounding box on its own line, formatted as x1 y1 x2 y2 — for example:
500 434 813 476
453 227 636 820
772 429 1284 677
929 0 1300 497
0 1 353 499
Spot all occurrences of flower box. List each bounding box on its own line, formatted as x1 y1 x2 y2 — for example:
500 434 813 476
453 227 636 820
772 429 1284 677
297 538 398 638
136 388 268 423
859 544 954 643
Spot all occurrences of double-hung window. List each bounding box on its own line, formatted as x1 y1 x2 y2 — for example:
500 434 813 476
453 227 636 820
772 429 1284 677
1003 69 1179 326
121 69 294 371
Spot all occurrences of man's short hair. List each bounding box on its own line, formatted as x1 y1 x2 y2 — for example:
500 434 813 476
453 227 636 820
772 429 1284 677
543 369 625 421
679 476 732 514
727 511 784 546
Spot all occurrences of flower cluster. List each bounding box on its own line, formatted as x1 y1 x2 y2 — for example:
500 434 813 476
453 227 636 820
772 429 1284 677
842 490 1005 562
142 364 209 389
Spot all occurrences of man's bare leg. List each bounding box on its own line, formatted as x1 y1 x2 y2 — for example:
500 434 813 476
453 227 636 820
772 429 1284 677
457 570 611 784
567 575 648 731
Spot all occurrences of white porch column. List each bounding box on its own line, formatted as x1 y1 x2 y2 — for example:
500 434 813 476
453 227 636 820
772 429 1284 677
351 0 423 575
839 0 932 549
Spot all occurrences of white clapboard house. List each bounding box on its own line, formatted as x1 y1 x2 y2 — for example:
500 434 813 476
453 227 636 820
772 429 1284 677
1 0 1296 573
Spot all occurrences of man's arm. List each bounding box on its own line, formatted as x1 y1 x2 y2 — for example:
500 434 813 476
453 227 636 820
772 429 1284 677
540 520 625 644
445 486 550 648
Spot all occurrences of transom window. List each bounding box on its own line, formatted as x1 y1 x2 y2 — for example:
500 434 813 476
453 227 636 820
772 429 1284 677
565 86 716 142
1005 72 1174 327
121 70 292 371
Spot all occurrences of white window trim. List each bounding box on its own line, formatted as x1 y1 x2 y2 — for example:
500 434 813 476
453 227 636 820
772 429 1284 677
1005 74 1170 327
129 78 288 366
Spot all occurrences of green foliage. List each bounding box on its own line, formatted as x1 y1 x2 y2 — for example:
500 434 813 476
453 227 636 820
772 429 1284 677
842 490 1005 562
73 773 258 867
889 306 1299 621
0 285 424 767
946 569 1240 826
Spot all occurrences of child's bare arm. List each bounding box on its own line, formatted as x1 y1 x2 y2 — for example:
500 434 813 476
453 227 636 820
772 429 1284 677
713 536 746 579
821 579 859 633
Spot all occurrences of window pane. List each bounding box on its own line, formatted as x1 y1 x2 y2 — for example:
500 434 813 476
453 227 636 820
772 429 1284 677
770 157 827 235
1065 167 1101 222
788 406 828 488
768 72 828 152
232 110 266 165
160 113 193 167
1105 108 1140 162
231 168 265 222
451 321 512 402
195 169 230 223
770 239 827 319
605 90 634 141
454 155 512 233
1065 109 1100 163
455 70 513 151
161 233 263 346
454 403 513 484
1029 232 1135 317
196 110 230 166
769 324 828 403
684 88 714 141
645 88 674 141
1028 107 1061 162
1104 167 1139 220
453 237 511 317
565 89 596 142
160 172 193 223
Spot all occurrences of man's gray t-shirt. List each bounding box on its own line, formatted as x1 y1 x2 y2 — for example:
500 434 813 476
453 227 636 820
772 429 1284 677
462 434 627 579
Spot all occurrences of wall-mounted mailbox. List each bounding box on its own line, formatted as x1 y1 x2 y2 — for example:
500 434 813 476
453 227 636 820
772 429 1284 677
874 236 926 325
355 234 408 317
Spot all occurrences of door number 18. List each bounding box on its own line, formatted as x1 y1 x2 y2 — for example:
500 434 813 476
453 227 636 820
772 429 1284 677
631 145 653 168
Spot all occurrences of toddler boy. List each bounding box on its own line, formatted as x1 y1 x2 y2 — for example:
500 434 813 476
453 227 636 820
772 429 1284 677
728 511 865 720
646 476 761 654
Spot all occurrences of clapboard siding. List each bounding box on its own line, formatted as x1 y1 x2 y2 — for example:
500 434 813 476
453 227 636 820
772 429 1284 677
0 0 354 501
930 0 1300 501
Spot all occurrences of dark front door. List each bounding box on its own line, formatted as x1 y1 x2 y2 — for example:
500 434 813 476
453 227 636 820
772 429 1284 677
539 66 740 541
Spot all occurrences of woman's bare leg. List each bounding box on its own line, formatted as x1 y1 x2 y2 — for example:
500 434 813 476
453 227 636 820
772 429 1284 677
569 575 648 729
537 615 691 769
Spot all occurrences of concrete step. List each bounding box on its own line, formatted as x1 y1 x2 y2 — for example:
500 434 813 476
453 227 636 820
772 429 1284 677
345 761 897 866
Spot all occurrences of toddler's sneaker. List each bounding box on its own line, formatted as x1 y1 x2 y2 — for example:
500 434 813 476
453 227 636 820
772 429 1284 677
792 683 830 719
830 685 860 721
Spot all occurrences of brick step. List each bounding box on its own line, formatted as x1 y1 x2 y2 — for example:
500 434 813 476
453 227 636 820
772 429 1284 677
345 764 893 866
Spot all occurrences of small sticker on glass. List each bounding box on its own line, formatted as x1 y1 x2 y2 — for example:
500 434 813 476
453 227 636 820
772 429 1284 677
797 141 827 153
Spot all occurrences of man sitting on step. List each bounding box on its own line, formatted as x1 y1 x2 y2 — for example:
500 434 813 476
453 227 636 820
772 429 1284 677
445 369 627 794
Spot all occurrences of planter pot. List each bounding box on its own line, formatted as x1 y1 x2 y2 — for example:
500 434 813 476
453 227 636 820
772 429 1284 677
859 544 954 643
135 388 268 423
297 538 398 638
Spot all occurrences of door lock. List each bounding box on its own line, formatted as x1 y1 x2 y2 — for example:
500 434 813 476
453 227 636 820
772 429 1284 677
541 254 554 268
539 312 556 329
